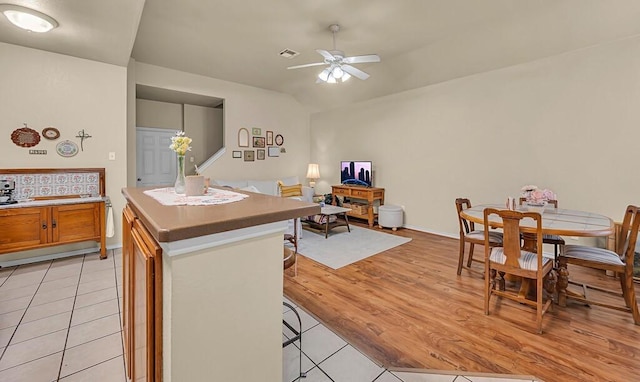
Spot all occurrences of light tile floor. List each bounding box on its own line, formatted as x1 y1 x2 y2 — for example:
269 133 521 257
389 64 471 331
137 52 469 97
0 250 538 382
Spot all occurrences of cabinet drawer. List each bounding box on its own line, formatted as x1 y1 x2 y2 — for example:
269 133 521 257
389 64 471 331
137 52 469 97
332 188 350 196
351 190 368 197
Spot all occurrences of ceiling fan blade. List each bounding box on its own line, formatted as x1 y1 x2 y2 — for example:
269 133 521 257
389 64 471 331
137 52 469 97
343 54 380 64
287 62 326 70
341 64 370 80
316 49 335 61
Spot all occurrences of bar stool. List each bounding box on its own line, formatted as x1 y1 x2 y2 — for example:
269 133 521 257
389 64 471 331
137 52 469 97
283 246 305 380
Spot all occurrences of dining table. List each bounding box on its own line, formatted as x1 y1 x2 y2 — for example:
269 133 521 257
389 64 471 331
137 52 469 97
459 203 614 298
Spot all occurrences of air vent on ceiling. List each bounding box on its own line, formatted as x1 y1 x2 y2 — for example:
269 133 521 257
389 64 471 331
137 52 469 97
279 49 300 59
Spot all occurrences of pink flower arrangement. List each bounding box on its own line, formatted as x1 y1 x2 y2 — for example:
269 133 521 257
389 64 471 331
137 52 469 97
521 185 556 204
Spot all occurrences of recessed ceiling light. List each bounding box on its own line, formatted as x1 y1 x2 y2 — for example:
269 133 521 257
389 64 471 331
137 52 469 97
0 4 58 33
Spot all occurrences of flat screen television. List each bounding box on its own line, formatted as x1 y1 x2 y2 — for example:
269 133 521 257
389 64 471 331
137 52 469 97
340 161 372 187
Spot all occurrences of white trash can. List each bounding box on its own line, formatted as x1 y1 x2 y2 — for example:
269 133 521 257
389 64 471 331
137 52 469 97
378 205 403 231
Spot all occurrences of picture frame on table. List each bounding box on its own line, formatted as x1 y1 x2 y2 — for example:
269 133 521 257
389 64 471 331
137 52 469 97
232 151 242 159
244 150 255 161
253 136 265 148
257 149 265 160
266 131 273 146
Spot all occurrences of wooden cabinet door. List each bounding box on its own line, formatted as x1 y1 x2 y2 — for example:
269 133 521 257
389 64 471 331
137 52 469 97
52 202 101 244
131 219 162 382
0 207 49 252
122 206 136 379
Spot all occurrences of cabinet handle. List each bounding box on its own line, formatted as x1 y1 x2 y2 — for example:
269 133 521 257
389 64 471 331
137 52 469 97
42 222 47 230
52 219 57 228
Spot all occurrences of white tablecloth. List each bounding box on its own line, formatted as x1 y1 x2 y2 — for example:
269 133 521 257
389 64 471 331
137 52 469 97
144 187 249 206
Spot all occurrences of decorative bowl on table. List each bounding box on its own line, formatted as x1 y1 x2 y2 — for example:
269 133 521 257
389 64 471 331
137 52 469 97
526 201 547 214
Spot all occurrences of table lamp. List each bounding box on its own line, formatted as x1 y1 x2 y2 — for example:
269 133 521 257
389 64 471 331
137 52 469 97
306 163 320 188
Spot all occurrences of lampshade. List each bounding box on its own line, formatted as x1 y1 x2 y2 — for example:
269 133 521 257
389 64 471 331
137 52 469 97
0 4 58 33
306 164 320 179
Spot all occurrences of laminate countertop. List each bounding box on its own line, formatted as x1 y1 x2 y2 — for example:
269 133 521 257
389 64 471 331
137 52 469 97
122 187 319 243
0 196 108 209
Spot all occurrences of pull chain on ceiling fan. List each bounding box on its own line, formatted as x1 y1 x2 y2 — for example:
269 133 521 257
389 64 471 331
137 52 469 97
287 24 380 84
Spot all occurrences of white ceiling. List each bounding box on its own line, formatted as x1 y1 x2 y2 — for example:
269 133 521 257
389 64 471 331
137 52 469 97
2 0 640 112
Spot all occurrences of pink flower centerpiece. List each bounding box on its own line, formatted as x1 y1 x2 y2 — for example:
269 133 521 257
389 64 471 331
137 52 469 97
521 185 556 213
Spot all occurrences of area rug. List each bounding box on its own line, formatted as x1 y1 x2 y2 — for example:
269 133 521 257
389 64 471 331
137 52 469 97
297 226 411 269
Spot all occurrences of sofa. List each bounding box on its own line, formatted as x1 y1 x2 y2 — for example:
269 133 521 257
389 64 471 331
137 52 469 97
212 176 313 202
211 176 313 237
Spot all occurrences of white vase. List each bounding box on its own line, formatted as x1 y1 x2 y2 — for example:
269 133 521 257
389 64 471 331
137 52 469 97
174 155 186 194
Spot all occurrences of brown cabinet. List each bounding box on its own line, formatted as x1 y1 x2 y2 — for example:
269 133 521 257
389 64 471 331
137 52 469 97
332 185 385 227
123 205 162 382
0 202 106 258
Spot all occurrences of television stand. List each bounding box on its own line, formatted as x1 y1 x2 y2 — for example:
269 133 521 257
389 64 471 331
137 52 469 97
332 185 385 227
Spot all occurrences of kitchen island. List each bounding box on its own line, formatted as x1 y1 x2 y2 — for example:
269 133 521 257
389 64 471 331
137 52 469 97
121 186 319 382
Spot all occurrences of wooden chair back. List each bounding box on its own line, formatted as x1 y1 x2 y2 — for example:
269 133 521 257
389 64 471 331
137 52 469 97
616 205 640 265
484 208 543 272
455 198 474 235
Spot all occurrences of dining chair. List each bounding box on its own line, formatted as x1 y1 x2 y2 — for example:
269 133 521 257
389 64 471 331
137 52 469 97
519 197 565 261
455 198 503 275
484 208 555 334
557 204 640 325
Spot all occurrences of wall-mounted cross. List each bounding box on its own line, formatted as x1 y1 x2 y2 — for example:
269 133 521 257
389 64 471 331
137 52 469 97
75 129 92 151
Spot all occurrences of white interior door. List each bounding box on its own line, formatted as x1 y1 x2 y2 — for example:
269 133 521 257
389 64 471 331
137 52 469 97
136 127 177 187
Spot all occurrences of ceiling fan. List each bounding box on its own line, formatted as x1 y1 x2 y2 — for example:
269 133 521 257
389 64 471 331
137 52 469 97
287 24 380 83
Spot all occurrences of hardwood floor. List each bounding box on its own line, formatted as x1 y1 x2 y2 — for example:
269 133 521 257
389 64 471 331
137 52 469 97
284 223 640 382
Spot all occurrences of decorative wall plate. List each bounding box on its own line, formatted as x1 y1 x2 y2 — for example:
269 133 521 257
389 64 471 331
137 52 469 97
11 127 41 147
275 134 284 146
42 127 60 140
56 140 79 157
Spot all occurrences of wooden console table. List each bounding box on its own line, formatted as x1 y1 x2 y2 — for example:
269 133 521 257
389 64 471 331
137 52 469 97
332 185 385 227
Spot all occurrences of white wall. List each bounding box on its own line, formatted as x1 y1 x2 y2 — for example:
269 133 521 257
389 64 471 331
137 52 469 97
0 42 127 258
311 36 640 236
136 99 183 129
134 63 311 183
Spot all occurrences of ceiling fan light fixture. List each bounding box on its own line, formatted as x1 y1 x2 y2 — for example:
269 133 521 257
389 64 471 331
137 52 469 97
332 66 344 79
341 72 351 82
318 68 331 82
327 75 337 84
0 4 58 33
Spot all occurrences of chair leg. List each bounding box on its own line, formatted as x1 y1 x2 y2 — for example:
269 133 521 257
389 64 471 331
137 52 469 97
283 302 306 380
457 239 465 275
622 271 640 325
484 263 491 315
537 276 543 334
466 243 475 268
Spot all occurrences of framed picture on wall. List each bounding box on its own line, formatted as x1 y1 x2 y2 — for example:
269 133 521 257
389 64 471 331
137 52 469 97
266 131 273 146
244 150 255 161
268 146 280 157
232 151 242 158
253 136 265 148
252 127 261 136
257 149 265 160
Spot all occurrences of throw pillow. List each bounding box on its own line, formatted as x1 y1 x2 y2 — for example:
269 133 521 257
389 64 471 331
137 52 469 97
279 182 302 198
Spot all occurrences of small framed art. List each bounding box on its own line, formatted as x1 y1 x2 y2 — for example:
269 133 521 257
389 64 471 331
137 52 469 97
252 127 261 136
266 131 273 145
244 150 255 161
268 146 280 157
232 151 242 158
257 149 265 160
253 136 265 148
